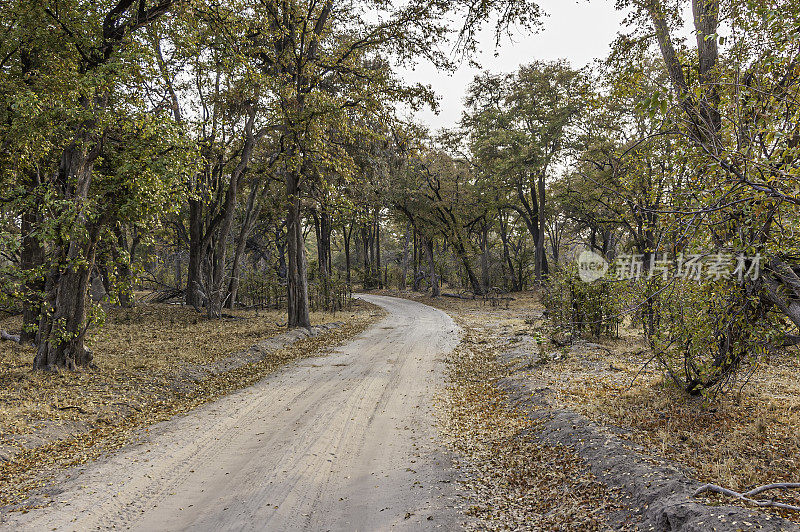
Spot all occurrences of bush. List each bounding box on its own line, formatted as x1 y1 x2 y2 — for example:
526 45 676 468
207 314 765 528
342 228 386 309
543 263 622 340
644 277 777 396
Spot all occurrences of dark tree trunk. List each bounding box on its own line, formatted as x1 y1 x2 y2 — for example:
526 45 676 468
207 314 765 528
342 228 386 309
227 179 263 309
343 223 352 288
368 222 376 286
205 109 257 318
35 246 97 370
362 223 373 289
412 230 421 291
276 221 287 282
400 221 411 290
458 246 484 295
314 207 332 310
286 174 310 328
186 198 203 308
34 116 103 370
479 221 490 292
535 172 549 283
374 211 382 289
424 237 439 297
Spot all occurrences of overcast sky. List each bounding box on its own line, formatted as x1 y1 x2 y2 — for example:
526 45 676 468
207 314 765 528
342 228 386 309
398 0 627 132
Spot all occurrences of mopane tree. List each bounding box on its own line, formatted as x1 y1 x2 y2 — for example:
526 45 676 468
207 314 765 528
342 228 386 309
463 61 586 283
0 0 188 370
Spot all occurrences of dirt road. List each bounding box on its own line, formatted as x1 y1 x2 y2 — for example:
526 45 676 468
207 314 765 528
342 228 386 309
2 295 462 531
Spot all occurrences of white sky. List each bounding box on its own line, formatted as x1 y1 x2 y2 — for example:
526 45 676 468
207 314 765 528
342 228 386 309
398 0 628 132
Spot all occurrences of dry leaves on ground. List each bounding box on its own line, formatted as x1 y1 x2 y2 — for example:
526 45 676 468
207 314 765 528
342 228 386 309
437 325 622 531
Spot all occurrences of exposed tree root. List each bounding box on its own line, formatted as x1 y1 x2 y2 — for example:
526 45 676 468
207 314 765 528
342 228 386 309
694 483 800 512
0 329 21 343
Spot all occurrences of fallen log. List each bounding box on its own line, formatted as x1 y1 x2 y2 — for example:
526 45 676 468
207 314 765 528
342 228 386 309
441 292 475 300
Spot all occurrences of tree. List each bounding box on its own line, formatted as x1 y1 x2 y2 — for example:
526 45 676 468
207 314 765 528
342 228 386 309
0 0 188 369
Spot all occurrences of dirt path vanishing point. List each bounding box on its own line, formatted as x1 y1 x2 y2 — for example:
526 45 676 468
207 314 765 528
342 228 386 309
1 295 463 531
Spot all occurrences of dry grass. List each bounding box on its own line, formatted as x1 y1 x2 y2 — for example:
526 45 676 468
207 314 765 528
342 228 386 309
385 288 800 522
565 359 800 513
0 300 382 509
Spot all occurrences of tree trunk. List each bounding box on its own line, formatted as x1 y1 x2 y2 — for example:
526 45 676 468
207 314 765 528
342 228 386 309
412 230 421 291
343 223 352 288
186 198 203 308
479 222 490 292
424 237 439 297
400 221 411 290
286 174 311 328
535 172 549 283
34 113 102 370
362 224 373 289
459 246 484 295
203 107 258 317
227 179 263 309
35 247 97 370
314 207 332 310
375 210 382 289
276 221 287 282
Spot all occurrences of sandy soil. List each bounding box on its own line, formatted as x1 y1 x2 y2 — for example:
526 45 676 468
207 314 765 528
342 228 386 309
0 295 462 531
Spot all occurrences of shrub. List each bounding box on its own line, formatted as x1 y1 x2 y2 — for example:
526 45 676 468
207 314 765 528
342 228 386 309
543 263 622 340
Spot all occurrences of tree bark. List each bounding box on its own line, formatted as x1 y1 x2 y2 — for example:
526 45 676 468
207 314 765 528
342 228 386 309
343 223 352 288
314 206 333 310
412 230 421 290
227 179 263 310
186 197 203 308
33 96 107 370
286 174 311 328
400 221 411 290
374 210 382 289
479 221 490 292
424 237 439 297
535 172 549 282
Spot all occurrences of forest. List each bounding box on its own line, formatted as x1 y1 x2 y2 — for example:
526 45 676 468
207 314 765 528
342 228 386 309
1 0 800 529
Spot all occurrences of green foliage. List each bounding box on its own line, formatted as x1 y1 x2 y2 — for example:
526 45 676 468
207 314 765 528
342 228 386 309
644 276 778 396
543 262 622 340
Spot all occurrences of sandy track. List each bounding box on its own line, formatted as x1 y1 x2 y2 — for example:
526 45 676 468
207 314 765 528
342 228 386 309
1 295 462 531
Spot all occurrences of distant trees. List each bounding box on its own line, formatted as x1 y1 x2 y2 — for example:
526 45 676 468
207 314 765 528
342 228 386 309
462 61 587 284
